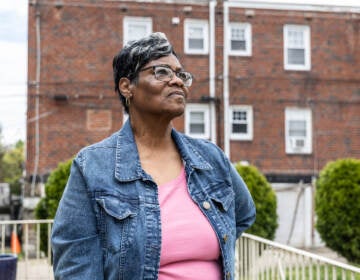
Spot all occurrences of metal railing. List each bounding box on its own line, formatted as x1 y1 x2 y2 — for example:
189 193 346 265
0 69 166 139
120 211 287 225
1 220 359 279
0 219 54 280
0 219 53 262
236 233 360 280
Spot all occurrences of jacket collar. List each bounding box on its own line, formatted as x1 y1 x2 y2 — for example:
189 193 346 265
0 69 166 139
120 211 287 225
114 120 212 182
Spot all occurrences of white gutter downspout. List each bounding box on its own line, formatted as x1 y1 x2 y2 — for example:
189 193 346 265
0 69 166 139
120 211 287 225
209 0 217 144
223 1 230 157
31 1 41 196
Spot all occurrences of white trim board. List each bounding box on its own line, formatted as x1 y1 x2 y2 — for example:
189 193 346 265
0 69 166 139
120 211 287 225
227 0 360 13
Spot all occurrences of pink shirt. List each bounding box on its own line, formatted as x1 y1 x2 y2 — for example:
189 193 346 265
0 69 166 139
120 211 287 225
158 167 222 280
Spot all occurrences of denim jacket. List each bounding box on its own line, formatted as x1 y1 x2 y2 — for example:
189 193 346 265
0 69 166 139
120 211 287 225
52 120 256 280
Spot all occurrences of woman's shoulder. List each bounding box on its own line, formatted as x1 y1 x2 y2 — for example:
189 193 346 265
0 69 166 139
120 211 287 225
176 132 226 160
179 132 221 148
188 136 218 149
76 130 119 158
71 131 120 174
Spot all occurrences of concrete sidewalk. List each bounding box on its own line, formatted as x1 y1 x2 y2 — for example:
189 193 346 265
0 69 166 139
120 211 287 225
17 259 54 280
303 246 349 264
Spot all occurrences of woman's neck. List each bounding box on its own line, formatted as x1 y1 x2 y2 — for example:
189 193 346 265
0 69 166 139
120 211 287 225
130 117 173 150
128 114 183 185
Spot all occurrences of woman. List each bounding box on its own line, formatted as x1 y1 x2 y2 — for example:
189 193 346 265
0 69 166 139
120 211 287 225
51 32 256 280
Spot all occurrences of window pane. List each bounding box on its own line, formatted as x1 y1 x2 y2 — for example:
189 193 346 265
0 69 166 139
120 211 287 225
232 123 247 133
189 27 203 38
189 38 204 49
233 111 247 121
127 24 148 41
231 40 246 51
231 28 245 40
190 112 204 122
289 120 306 136
288 30 304 48
190 123 205 133
288 48 305 65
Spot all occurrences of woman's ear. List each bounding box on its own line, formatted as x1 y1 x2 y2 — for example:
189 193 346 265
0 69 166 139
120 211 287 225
119 77 132 98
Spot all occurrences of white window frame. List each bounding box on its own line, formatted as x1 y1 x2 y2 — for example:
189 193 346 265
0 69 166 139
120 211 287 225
285 108 312 154
184 19 209 55
185 104 210 139
229 105 253 141
228 23 252 56
284 25 311 71
123 17 152 45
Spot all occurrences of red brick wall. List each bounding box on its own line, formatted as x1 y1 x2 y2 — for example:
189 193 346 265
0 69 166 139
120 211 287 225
27 0 360 182
26 0 210 178
227 8 360 176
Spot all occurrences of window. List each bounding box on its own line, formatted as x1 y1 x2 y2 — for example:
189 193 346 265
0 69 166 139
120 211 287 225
230 105 253 140
123 17 152 45
284 25 311 70
185 104 210 139
184 19 209 54
229 23 252 56
285 108 312 154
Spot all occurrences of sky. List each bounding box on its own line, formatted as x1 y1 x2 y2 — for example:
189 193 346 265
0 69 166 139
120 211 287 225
0 0 359 145
0 0 27 145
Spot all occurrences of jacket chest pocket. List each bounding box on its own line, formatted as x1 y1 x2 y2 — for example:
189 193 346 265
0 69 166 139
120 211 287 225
205 182 236 233
96 194 139 254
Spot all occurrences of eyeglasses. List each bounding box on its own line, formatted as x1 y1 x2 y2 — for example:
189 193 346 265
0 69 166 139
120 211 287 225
139 64 193 87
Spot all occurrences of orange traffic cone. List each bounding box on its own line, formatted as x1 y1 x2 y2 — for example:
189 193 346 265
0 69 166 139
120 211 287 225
11 229 21 254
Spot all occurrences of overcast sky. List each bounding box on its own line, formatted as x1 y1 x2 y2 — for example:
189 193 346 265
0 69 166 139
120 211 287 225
0 0 27 145
0 0 359 145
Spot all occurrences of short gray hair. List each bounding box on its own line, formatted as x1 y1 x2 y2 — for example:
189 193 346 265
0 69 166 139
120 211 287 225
113 32 177 113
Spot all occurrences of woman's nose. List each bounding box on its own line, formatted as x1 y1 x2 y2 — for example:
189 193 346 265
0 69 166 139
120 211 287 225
168 74 184 87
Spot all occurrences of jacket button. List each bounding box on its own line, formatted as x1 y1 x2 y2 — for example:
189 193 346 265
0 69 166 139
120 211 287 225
223 234 228 242
202 201 211 210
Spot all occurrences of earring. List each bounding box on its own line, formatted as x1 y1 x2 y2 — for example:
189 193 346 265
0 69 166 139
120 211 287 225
125 96 130 107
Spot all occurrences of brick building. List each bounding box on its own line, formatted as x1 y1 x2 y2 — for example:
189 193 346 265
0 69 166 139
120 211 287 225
26 0 360 194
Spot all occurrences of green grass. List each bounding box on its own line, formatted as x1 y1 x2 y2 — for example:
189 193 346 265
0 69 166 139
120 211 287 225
238 264 360 280
284 264 360 280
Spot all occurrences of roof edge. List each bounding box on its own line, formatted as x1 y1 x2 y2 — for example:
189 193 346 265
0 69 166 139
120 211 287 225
227 0 360 14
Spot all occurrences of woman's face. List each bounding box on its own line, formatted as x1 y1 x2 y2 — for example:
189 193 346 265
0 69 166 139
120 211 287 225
129 54 190 120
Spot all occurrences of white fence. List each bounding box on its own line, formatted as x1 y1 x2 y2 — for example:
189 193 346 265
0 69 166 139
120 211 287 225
0 219 53 261
236 233 360 280
0 219 54 280
0 220 359 279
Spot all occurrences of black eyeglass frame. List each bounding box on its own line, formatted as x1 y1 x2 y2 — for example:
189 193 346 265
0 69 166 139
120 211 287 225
139 64 193 87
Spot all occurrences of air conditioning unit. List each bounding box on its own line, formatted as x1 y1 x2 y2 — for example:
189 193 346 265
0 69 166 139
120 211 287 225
290 137 306 150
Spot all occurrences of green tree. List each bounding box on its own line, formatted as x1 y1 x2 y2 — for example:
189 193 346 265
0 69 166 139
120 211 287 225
315 158 360 264
1 140 24 195
234 163 278 240
0 126 5 180
0 125 24 195
35 158 73 254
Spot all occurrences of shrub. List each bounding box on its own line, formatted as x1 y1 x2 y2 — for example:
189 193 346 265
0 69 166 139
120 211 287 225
315 158 360 264
234 163 278 240
35 158 73 254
